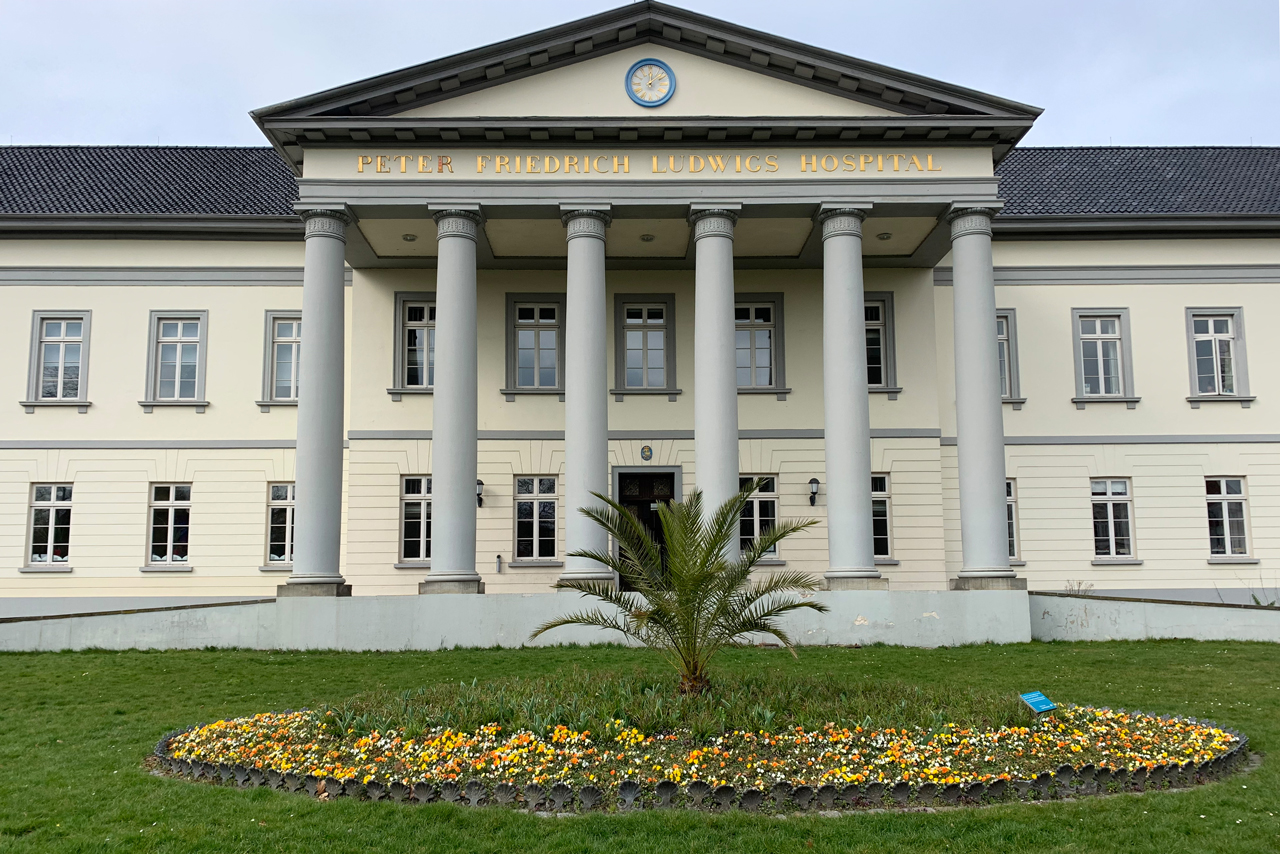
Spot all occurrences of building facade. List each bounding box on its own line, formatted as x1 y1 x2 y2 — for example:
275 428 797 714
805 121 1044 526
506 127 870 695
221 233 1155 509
3 2 1278 610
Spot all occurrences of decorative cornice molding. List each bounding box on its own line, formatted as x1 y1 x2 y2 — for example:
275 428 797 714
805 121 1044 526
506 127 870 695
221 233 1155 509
688 208 738 241
947 207 996 240
432 209 482 242
562 209 611 241
819 208 867 241
300 209 350 242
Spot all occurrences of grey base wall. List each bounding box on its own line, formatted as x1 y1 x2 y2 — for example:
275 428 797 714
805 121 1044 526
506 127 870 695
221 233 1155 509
0 590 1031 652
1030 592 1280 643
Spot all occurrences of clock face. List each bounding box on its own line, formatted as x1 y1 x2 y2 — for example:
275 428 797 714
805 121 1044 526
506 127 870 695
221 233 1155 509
626 59 675 107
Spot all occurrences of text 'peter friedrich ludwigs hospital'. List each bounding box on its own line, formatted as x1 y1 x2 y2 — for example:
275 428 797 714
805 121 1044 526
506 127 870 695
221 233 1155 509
4 1 1278 610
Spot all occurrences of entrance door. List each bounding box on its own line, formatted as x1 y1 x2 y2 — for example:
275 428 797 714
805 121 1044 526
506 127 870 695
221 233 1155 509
616 472 676 586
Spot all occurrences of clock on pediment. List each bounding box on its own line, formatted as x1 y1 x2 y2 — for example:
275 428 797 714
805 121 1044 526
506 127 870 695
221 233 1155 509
626 58 675 107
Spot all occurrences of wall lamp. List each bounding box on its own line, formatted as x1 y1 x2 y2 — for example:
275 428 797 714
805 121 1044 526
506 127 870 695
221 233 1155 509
476 479 485 508
808 478 820 505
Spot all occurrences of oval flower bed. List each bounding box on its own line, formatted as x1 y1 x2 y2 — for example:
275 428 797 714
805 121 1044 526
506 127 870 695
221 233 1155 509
157 705 1249 811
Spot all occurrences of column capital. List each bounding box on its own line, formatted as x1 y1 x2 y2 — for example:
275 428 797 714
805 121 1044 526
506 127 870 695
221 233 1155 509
433 209 483 242
561 209 611 241
300 209 351 241
819 208 867 241
946 207 998 239
688 208 737 241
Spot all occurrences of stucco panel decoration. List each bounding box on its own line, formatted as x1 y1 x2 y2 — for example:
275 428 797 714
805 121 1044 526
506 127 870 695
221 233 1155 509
432 210 482 242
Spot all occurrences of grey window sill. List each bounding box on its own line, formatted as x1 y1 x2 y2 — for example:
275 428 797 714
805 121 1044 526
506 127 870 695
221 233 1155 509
1072 396 1140 410
1208 556 1261 565
508 559 564 568
738 387 792 401
755 558 786 566
501 389 565 402
21 400 91 414
259 564 293 572
1188 396 1255 409
1092 558 1144 566
139 400 209 414
20 565 73 573
256 400 297 413
388 388 432 401
140 565 194 572
1009 559 1027 566
394 562 431 570
874 557 899 565
611 388 682 402
869 387 904 401
1003 397 1027 411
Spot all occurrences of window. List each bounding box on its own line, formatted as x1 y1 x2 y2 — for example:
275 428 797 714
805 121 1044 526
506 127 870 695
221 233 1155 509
149 484 192 565
515 476 557 559
735 304 775 388
24 312 92 410
865 301 886 387
143 311 208 409
624 305 667 388
871 475 891 558
1006 480 1019 560
266 483 295 565
1206 478 1249 556
271 318 301 400
1186 309 1252 405
404 302 435 388
505 294 565 397
1091 479 1133 558
401 476 432 561
995 309 1023 405
739 476 778 554
29 484 72 565
1071 308 1136 407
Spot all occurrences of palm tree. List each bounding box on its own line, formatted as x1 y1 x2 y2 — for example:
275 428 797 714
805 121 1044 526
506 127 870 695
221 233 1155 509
530 480 828 694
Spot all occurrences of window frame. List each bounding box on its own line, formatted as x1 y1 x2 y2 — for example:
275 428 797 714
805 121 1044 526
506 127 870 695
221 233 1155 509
398 476 433 566
258 311 301 411
144 483 193 571
738 475 779 557
1205 477 1253 561
389 291 437 401
141 310 209 412
995 308 1025 409
871 474 892 559
23 311 93 413
25 483 74 572
863 292 900 398
261 482 296 570
1090 478 1138 563
612 293 679 400
503 293 566 400
1184 307 1253 407
1070 307 1138 409
1006 479 1021 562
513 475 559 563
733 292 789 399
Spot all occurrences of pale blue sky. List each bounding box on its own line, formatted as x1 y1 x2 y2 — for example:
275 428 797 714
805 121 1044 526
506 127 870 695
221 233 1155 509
1 0 1276 147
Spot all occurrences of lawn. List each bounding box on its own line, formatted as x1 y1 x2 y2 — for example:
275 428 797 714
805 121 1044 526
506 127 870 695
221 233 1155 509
0 641 1276 853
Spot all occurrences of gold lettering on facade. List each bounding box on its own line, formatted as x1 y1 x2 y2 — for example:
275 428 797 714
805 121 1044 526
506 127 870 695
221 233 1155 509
594 155 609 173
821 154 838 172
546 155 561 174
476 155 492 173
393 155 410 173
496 155 511 173
438 155 453 173
909 155 925 172
613 155 629 173
376 155 391 173
860 154 875 171
877 155 884 172
418 155 434 173
889 154 905 171
689 155 705 173
844 154 857 171
800 154 817 172
526 156 540 174
746 155 761 173
652 155 666 173
765 155 778 172
708 155 727 172
357 155 372 173
927 154 941 172
667 155 684 173
565 155 580 173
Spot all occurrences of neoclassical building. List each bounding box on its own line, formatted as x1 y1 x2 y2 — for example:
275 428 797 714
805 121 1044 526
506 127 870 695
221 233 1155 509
3 2 1277 611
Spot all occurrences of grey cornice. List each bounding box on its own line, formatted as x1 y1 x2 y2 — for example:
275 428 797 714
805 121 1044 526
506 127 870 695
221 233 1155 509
346 427 941 441
0 214 302 240
939 434 1280 446
0 268 352 287
933 265 1280 287
992 214 1280 240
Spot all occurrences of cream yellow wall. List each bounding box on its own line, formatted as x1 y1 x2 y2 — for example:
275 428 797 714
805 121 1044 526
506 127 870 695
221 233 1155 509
393 44 905 120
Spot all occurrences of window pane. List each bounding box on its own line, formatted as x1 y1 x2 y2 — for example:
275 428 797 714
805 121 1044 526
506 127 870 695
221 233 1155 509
1112 503 1131 555
1193 318 1209 334
1227 502 1247 554
517 478 533 495
1081 340 1100 395
1099 318 1117 335
1225 479 1243 495
539 478 556 494
1091 480 1107 496
1092 503 1112 555
1101 340 1121 395
517 306 535 322
538 307 556 322
161 322 179 337
1218 338 1234 395
864 305 881 323
56 485 72 502
1213 319 1229 334
153 486 170 502
648 308 663 322
1207 502 1226 554
1205 479 1222 495
45 321 62 338
404 478 423 496
1079 318 1096 335
871 498 889 557
866 328 883 386
625 307 643 322
407 306 425 323
34 486 52 502
1195 338 1217 394
174 485 191 501
271 485 290 501
754 307 771 323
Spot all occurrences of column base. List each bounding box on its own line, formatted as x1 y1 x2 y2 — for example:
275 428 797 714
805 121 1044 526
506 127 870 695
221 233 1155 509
826 577 889 591
556 570 617 587
276 582 352 597
950 576 1027 591
418 578 485 595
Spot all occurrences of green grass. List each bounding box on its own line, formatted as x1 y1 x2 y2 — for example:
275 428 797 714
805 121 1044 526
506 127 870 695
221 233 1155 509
0 641 1276 853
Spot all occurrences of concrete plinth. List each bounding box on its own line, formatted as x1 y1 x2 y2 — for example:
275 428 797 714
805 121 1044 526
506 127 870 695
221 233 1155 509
418 579 485 595
276 582 351 597
826 577 890 591
950 576 1028 591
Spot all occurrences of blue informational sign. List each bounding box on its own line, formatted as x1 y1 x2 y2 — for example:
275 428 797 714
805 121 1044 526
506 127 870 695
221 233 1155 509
1020 691 1057 714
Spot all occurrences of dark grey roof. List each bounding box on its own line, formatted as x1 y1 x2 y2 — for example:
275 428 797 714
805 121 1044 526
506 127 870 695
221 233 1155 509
0 146 297 217
996 146 1280 217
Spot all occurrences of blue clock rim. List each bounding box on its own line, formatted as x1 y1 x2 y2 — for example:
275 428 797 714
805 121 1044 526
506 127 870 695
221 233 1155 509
625 58 676 108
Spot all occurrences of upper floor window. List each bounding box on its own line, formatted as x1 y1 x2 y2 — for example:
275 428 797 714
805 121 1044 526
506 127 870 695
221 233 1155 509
995 309 1023 405
271 318 301 401
25 312 92 410
735 304 775 388
624 304 667 389
504 294 565 397
404 302 435 388
144 311 208 410
1071 308 1136 408
29 484 73 566
1186 308 1252 406
865 301 886 387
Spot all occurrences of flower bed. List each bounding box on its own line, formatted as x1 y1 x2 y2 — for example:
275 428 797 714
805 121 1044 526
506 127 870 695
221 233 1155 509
158 705 1249 811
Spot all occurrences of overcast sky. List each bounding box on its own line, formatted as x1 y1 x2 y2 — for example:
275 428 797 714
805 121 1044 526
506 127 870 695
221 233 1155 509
1 0 1277 148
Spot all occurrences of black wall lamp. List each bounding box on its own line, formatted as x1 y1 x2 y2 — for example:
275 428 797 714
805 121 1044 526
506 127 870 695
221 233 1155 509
476 479 485 507
808 478 820 505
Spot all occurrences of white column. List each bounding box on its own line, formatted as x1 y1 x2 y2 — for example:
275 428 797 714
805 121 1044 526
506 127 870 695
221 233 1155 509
282 209 350 596
560 209 613 583
690 208 740 515
819 209 882 589
948 207 1019 586
420 210 484 594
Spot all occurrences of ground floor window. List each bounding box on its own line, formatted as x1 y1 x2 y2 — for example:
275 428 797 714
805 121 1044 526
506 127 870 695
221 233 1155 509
29 484 73 565
516 476 556 558
1006 479 1019 559
871 475 891 558
401 476 432 561
150 483 191 565
1206 477 1249 556
266 483 295 564
739 476 778 554
1091 479 1133 557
